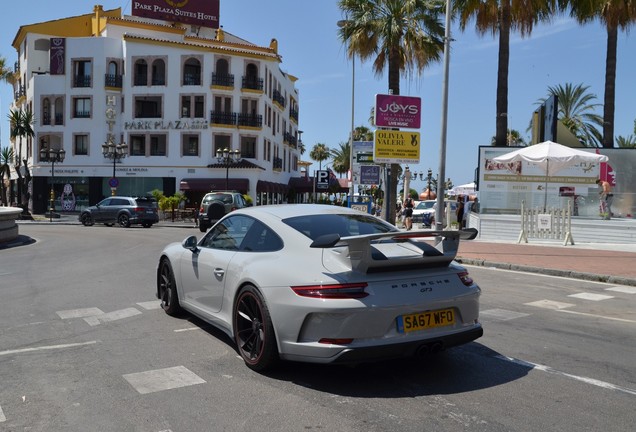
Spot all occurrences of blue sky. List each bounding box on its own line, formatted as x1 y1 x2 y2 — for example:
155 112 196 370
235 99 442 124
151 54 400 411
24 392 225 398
1 1 634 187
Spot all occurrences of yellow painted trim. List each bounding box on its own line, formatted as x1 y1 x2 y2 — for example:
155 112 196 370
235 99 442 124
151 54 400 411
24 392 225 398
210 85 234 91
12 8 121 49
124 35 280 62
273 101 284 110
211 123 236 129
104 86 123 92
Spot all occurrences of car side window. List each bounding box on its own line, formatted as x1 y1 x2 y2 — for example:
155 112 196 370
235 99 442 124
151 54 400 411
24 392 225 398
200 215 252 251
240 220 283 252
98 198 112 206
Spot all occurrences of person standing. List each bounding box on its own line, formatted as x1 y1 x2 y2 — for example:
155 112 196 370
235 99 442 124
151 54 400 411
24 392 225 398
403 197 414 230
596 179 613 220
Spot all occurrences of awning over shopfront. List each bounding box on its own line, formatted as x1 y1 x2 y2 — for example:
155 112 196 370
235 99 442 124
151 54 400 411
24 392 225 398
179 178 249 192
287 176 350 193
257 180 289 194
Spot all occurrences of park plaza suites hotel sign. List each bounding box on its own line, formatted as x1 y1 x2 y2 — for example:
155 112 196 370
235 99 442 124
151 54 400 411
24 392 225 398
132 0 220 28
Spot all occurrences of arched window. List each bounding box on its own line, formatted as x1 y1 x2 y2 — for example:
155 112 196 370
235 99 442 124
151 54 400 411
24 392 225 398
54 97 64 126
42 98 51 125
183 58 201 85
216 58 229 75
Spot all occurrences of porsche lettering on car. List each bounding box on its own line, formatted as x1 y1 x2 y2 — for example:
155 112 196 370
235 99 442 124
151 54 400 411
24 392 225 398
156 204 483 371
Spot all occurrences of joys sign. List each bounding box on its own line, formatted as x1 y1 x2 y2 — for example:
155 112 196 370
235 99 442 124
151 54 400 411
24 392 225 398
374 94 421 129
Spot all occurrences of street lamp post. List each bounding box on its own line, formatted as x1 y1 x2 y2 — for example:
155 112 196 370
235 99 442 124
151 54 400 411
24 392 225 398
39 147 66 222
102 138 127 196
337 19 355 208
216 147 241 190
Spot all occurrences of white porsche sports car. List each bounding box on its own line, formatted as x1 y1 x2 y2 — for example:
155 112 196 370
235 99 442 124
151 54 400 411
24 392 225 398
156 204 483 371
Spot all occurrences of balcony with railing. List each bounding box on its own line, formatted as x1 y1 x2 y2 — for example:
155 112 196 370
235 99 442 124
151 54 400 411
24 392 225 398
242 76 263 91
211 72 234 88
74 110 91 119
272 90 286 108
237 113 263 128
55 113 64 125
73 75 92 88
210 111 237 126
42 113 51 125
183 73 201 86
273 157 283 172
289 107 299 123
105 73 123 88
14 85 26 100
14 61 19 74
152 74 165 86
283 132 297 149
134 75 148 86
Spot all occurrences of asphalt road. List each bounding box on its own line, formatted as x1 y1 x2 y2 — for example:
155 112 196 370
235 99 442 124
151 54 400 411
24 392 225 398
0 224 634 431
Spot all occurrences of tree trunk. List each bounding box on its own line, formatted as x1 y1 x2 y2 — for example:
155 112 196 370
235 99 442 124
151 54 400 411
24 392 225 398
494 1 511 147
602 25 617 148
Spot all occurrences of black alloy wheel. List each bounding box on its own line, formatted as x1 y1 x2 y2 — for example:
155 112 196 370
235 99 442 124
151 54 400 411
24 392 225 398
158 259 181 316
233 285 278 371
118 213 131 228
80 213 94 226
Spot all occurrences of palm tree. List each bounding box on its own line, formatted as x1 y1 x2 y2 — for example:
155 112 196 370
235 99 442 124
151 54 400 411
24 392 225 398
330 141 351 176
353 125 374 141
309 143 330 170
537 83 604 147
455 0 556 147
8 108 35 208
563 0 636 148
490 129 528 146
0 56 15 84
0 146 14 205
616 118 636 148
338 0 445 224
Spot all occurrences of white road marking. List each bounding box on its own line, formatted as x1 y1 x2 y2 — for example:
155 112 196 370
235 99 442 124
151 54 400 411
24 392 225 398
606 286 636 294
57 308 104 319
568 292 614 301
83 308 142 326
480 309 530 321
174 327 201 332
0 404 5 422
137 301 162 310
0 341 98 357
495 355 636 396
123 366 206 394
525 300 574 310
556 309 636 323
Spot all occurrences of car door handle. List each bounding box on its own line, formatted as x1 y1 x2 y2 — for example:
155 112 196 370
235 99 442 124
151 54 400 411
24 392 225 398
214 268 225 278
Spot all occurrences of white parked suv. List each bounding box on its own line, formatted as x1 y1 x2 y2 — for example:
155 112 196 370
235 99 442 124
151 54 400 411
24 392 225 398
412 200 458 228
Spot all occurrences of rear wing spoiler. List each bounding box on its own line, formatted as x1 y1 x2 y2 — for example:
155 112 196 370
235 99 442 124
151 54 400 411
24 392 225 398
311 228 477 273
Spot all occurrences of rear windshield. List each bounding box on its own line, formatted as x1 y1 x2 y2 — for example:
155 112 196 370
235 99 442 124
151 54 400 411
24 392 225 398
283 213 397 241
204 193 234 204
134 198 156 208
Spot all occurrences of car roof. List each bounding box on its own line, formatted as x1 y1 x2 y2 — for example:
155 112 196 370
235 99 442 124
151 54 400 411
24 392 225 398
233 203 364 220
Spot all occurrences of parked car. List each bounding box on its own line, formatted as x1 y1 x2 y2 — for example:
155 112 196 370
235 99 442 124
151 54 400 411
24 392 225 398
197 191 246 232
157 204 482 371
412 200 458 228
79 196 159 228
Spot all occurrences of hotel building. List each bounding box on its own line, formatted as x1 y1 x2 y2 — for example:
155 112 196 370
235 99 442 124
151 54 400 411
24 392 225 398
8 3 316 213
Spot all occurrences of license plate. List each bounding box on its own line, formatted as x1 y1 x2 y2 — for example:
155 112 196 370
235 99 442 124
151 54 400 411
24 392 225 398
396 308 455 333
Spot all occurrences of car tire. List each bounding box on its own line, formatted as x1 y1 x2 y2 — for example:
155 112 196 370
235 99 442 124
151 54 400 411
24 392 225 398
206 201 225 223
198 223 208 233
80 213 94 226
118 213 131 228
158 259 182 316
233 285 279 372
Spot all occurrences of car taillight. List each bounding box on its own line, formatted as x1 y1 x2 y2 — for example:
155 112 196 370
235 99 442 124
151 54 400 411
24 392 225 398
230 206 237 212
458 271 474 286
133 207 144 213
290 282 369 299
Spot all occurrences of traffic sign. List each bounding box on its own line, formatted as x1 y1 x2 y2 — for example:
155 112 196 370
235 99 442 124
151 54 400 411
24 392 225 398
108 177 119 188
315 170 329 190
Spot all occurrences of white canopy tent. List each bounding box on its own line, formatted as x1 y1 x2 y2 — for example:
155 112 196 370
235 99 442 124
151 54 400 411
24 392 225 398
492 141 608 209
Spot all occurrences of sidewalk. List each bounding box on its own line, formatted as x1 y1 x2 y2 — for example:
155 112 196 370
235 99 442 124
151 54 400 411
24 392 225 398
457 240 636 287
11 214 636 287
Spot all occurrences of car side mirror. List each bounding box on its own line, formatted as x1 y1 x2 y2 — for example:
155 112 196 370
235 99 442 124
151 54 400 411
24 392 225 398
182 235 199 252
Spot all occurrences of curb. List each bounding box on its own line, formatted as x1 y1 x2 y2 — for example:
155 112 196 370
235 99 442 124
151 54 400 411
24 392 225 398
456 257 636 287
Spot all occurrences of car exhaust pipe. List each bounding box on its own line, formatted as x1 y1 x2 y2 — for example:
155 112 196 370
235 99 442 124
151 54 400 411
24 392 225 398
415 344 430 358
430 342 443 353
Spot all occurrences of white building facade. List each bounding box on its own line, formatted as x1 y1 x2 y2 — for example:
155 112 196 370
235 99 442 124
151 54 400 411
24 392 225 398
9 5 306 213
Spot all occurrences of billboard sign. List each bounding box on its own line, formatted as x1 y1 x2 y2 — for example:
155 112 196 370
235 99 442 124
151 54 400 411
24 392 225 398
373 130 421 164
360 165 381 185
132 0 220 29
374 94 421 129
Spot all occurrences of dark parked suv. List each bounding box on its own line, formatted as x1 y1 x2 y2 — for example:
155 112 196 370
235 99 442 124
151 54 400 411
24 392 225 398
198 191 246 232
79 196 159 228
